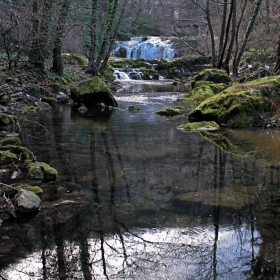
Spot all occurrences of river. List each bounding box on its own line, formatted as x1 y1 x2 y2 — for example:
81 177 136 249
0 81 280 279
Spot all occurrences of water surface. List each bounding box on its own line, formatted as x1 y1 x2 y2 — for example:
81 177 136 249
1 81 280 279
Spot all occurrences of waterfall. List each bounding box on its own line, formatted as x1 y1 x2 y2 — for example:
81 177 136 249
113 68 143 81
111 37 175 60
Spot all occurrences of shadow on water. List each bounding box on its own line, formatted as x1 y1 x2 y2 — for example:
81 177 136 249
1 83 280 279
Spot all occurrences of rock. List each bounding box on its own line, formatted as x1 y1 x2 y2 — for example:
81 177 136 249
16 189 41 214
47 82 68 94
178 121 219 131
39 102 52 111
70 76 118 107
42 97 57 106
188 76 280 128
129 105 140 111
191 68 231 88
24 160 57 181
155 107 181 116
57 92 69 103
0 113 17 126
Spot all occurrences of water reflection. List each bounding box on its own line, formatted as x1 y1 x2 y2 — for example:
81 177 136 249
1 83 280 279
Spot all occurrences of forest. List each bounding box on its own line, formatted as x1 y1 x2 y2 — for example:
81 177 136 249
1 0 280 77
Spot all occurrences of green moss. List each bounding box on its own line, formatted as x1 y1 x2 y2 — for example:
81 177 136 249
155 107 181 116
129 105 140 111
12 183 43 194
62 53 88 66
178 121 219 131
47 82 68 94
0 136 21 146
0 150 17 163
42 97 57 106
189 91 270 127
25 160 57 180
191 68 231 88
181 84 215 105
0 113 17 125
25 106 40 113
0 97 10 105
0 145 33 159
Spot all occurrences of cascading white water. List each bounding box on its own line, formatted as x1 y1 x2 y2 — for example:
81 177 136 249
114 68 143 81
113 70 131 80
112 37 175 60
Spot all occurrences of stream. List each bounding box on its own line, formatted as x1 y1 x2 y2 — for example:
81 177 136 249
1 81 280 279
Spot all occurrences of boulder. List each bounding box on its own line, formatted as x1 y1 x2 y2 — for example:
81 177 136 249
188 77 280 128
16 189 41 214
191 68 231 88
70 77 118 107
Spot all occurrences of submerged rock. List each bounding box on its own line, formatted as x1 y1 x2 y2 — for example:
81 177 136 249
155 107 181 116
16 189 41 213
178 121 219 132
70 77 118 107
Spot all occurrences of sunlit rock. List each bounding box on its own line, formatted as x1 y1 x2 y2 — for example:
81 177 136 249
191 68 231 88
16 189 41 213
188 77 280 127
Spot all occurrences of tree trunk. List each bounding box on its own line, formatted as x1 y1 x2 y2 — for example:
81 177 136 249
233 0 263 77
52 0 70 75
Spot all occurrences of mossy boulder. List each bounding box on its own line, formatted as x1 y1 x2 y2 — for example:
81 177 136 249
191 68 231 88
62 53 88 66
178 121 219 132
12 183 43 194
0 150 17 164
0 145 33 159
0 113 17 125
129 105 140 111
70 76 118 107
24 160 57 181
0 136 21 146
155 107 181 116
188 77 280 128
26 84 45 98
47 82 68 94
42 97 57 106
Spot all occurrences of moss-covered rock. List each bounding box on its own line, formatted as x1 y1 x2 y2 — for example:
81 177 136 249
0 150 17 164
129 105 140 111
191 68 231 88
0 113 17 125
178 121 219 132
70 76 118 107
180 84 215 106
42 97 57 106
26 84 45 98
0 136 21 146
155 107 181 116
0 96 10 105
24 160 57 181
0 145 33 159
188 77 280 128
62 53 88 66
25 106 40 113
12 183 43 194
47 82 68 94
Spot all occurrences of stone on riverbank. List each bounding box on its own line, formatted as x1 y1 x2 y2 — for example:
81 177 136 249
70 76 118 107
178 121 219 131
16 189 41 214
25 160 57 180
191 68 231 88
188 77 280 128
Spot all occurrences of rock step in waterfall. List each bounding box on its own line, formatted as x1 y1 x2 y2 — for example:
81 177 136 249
111 36 175 60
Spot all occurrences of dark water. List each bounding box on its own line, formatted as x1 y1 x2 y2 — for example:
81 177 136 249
1 81 280 279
